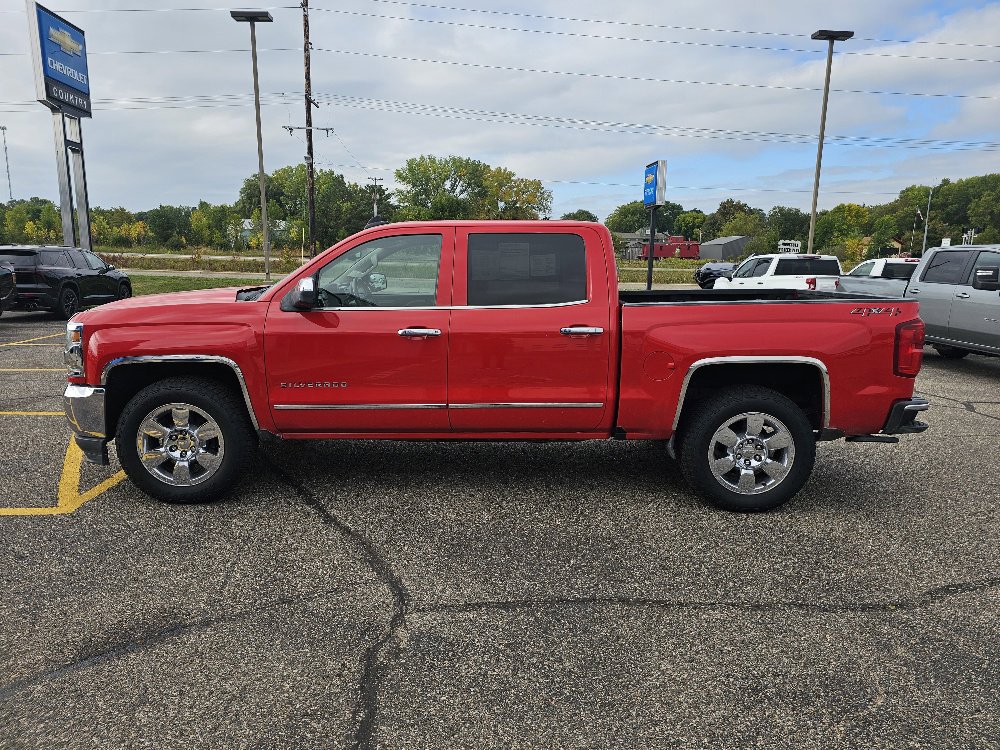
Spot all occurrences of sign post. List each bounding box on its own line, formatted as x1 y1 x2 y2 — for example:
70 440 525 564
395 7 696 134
26 1 93 249
643 160 666 290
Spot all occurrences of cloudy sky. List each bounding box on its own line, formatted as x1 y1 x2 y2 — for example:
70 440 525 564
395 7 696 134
1 0 999 221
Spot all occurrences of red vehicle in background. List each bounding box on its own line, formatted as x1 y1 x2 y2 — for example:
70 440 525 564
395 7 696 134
64 221 928 512
640 235 700 260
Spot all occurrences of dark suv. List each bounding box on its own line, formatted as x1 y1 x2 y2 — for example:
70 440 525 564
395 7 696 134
0 263 15 317
0 245 131 319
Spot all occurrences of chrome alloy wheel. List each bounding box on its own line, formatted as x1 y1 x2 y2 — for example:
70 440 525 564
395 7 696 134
135 402 225 486
707 411 795 496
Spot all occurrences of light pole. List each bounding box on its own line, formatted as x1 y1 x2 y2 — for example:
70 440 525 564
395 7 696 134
806 29 854 254
231 9 274 281
0 125 11 201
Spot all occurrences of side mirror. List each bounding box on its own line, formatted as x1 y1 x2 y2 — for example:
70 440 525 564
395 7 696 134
368 272 387 292
972 266 1000 292
286 276 317 310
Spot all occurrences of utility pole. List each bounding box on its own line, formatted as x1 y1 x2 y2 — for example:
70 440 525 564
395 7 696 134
302 0 319 257
368 176 383 217
920 186 934 255
0 126 11 201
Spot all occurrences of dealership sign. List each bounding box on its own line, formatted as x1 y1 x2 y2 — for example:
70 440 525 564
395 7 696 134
643 160 666 207
27 2 92 117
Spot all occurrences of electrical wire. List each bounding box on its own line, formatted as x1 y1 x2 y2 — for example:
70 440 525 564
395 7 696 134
315 7 1000 64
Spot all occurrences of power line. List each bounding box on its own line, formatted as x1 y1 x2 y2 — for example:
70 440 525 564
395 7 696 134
315 7 1000 64
312 48 1000 101
364 0 1000 50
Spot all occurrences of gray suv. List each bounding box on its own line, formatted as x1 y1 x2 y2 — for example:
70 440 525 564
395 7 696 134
904 246 1000 358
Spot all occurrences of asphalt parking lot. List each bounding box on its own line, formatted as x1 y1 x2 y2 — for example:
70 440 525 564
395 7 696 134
0 309 998 750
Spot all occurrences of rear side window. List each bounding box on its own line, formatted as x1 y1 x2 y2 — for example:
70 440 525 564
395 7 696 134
39 250 69 266
921 250 972 284
66 249 88 269
467 233 586 306
882 263 917 280
848 261 874 277
774 258 841 276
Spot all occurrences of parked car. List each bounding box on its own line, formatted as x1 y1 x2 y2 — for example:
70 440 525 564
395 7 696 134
0 245 131 319
0 262 15 317
64 221 928 512
713 254 843 291
839 257 921 297
838 245 1000 359
693 261 735 289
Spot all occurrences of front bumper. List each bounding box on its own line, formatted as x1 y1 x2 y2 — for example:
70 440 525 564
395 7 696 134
64 384 110 465
882 397 930 435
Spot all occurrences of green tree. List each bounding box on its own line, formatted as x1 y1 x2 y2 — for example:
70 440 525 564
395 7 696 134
674 210 706 240
701 199 762 240
604 200 682 234
766 206 810 243
560 209 598 222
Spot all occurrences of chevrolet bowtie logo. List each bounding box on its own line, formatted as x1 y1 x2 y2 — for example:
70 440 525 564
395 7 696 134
645 174 655 184
49 27 83 56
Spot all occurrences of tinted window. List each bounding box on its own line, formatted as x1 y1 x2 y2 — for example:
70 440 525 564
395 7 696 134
39 250 69 266
848 261 874 277
733 259 757 278
83 251 106 271
66 249 88 269
0 249 37 267
968 250 1000 283
749 259 772 277
467 233 586 306
882 263 917 280
921 250 972 284
774 258 841 276
315 234 442 308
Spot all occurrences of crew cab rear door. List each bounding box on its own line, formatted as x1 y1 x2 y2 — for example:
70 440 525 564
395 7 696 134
905 249 975 339
264 227 455 433
447 227 613 432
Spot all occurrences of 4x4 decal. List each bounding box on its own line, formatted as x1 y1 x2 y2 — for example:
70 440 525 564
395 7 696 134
850 307 903 317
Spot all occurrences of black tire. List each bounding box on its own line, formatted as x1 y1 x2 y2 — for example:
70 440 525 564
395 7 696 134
117 281 132 300
678 386 816 512
116 376 257 503
932 344 969 360
56 285 80 320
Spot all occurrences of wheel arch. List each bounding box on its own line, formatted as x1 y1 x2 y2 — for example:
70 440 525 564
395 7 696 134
673 357 830 434
101 356 260 437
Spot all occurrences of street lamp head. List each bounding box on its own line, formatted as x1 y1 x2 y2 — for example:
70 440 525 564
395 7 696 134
811 29 854 41
230 9 273 22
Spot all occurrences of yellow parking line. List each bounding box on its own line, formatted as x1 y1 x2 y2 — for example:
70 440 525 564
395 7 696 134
0 332 62 346
0 368 63 372
0 438 125 516
0 343 63 347
0 411 63 416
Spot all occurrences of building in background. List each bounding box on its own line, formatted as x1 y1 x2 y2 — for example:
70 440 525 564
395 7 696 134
699 235 749 261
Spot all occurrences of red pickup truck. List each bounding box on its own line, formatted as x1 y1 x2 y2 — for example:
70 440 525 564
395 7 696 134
63 221 929 511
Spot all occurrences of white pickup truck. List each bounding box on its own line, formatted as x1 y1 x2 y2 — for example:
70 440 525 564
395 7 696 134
713 254 843 291
839 257 922 297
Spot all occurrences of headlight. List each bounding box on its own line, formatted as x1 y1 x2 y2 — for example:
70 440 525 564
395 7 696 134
64 322 84 377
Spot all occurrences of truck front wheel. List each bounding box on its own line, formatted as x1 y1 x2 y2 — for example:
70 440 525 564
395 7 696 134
678 386 816 512
116 376 257 503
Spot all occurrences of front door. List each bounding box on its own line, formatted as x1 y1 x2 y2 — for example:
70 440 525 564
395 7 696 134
264 228 454 433
447 228 613 433
947 249 1000 352
905 249 974 340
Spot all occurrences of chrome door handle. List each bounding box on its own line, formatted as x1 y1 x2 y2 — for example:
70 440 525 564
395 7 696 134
955 292 971 299
909 288 920 294
560 326 604 336
398 328 441 337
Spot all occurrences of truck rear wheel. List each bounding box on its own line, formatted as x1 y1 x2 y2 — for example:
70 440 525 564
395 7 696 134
678 386 815 512
116 376 257 503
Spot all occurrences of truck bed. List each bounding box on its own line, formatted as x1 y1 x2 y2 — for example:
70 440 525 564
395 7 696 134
618 289 898 305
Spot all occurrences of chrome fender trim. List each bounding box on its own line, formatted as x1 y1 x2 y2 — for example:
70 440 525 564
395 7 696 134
101 355 260 430
672 356 831 431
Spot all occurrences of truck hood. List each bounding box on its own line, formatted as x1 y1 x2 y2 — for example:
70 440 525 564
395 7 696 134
76 287 258 323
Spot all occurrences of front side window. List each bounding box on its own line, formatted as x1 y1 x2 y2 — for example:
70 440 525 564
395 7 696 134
466 233 586 306
849 261 875 277
83 251 106 271
921 250 972 284
315 234 442 308
750 259 772 277
733 258 757 278
968 250 1000 284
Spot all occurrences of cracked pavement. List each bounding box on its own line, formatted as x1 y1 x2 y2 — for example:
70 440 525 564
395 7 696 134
1 311 998 749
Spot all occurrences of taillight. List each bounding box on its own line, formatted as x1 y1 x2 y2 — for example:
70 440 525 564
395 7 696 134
834 278 840 289
805 277 817 290
894 319 925 377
